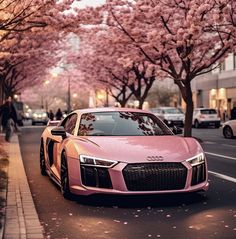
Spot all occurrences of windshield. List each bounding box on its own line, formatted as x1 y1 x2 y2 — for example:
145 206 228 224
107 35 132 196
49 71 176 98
200 109 217 114
163 108 183 114
78 112 173 136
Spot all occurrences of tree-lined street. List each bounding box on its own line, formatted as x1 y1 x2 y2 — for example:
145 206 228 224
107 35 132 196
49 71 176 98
19 126 236 239
1 1 236 238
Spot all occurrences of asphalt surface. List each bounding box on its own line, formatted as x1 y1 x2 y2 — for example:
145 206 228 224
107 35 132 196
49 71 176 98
19 126 236 239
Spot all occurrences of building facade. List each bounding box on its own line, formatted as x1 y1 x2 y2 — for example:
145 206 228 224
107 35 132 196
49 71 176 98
192 54 236 120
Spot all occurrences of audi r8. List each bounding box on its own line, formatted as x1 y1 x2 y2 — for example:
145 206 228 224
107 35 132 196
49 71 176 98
40 108 209 199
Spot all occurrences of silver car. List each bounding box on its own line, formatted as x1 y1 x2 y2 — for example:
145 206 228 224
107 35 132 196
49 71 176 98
32 110 49 125
150 107 185 127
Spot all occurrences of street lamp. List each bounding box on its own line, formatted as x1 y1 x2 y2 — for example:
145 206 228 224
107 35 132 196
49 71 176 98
67 75 71 113
95 89 109 107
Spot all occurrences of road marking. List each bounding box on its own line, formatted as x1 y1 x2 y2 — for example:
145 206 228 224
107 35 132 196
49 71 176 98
209 171 236 184
204 141 216 144
205 152 236 161
22 126 45 129
222 144 236 148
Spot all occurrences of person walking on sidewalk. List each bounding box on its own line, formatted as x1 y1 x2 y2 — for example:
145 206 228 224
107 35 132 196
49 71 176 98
48 109 54 121
0 96 18 142
55 108 63 120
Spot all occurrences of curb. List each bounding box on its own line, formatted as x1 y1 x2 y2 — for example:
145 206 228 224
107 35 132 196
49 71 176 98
0 134 8 239
1 135 44 239
0 189 7 239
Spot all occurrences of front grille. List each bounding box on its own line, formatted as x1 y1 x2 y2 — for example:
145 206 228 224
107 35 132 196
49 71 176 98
191 163 206 186
81 166 112 189
123 163 187 191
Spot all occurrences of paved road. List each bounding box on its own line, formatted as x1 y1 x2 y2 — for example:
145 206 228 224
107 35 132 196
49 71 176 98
19 126 236 239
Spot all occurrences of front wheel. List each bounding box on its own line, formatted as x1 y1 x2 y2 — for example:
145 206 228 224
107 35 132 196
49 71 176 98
61 151 73 199
223 126 233 139
194 120 200 128
40 140 47 176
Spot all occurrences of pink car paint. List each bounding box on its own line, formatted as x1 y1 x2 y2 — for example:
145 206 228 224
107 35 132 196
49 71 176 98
41 107 209 197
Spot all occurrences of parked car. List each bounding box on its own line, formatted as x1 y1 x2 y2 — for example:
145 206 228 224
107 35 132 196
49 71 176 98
40 107 208 199
32 109 49 125
192 108 221 128
222 120 236 139
150 107 185 127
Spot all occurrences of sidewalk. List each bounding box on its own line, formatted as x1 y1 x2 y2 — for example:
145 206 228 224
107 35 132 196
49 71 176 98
1 134 44 239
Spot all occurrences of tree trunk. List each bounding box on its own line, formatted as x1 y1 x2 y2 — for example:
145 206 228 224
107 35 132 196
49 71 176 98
184 97 194 137
120 100 126 107
178 80 194 137
138 99 144 109
0 79 3 104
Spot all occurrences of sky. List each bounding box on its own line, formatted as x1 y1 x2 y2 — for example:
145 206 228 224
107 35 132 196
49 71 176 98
73 0 105 8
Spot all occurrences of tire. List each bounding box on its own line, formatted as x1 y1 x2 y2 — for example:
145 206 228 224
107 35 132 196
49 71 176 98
223 126 233 139
40 140 47 176
194 120 199 128
61 151 73 199
32 122 35 125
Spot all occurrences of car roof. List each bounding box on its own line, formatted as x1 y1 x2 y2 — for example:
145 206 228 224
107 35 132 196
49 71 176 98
33 109 47 112
158 107 179 109
70 107 152 115
195 108 216 110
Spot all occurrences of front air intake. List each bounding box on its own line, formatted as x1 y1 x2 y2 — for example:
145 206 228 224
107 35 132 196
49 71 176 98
191 163 206 186
81 166 113 189
123 163 187 191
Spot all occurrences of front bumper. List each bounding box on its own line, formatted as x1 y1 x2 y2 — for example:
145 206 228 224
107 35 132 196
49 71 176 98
199 120 221 127
164 119 184 127
68 159 209 196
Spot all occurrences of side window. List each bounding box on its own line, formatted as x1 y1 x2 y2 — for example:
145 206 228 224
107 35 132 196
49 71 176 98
63 114 78 135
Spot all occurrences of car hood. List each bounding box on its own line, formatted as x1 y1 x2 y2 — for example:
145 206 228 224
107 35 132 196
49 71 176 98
164 113 185 119
74 136 202 163
224 119 236 126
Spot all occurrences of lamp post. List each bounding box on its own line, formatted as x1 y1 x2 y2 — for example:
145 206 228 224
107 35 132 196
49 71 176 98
67 75 71 113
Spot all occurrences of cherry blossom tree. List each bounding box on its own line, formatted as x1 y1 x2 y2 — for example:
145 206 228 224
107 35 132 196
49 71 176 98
0 0 85 101
104 0 234 136
70 26 159 108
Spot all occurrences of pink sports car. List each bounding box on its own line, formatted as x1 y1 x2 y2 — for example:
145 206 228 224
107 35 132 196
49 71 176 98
40 108 209 199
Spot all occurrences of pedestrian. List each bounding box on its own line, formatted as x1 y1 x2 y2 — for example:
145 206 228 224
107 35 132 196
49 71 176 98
48 110 54 121
55 108 63 120
230 105 236 120
0 96 18 142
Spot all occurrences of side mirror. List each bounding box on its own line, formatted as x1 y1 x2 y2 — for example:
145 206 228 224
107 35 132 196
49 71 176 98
51 126 67 139
172 126 183 135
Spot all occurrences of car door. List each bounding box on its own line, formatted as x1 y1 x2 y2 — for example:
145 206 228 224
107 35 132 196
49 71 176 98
56 113 78 176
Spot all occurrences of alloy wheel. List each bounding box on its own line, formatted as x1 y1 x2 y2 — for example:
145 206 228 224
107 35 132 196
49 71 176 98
61 152 72 199
224 126 233 139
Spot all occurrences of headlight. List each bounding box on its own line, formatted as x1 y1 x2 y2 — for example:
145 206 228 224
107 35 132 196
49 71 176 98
79 155 118 168
42 113 47 117
33 113 37 118
187 153 205 166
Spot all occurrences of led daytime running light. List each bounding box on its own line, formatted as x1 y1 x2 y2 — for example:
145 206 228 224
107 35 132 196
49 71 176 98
79 155 118 168
187 153 205 166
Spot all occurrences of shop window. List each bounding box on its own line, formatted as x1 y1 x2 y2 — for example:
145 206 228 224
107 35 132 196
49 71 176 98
234 54 236 70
